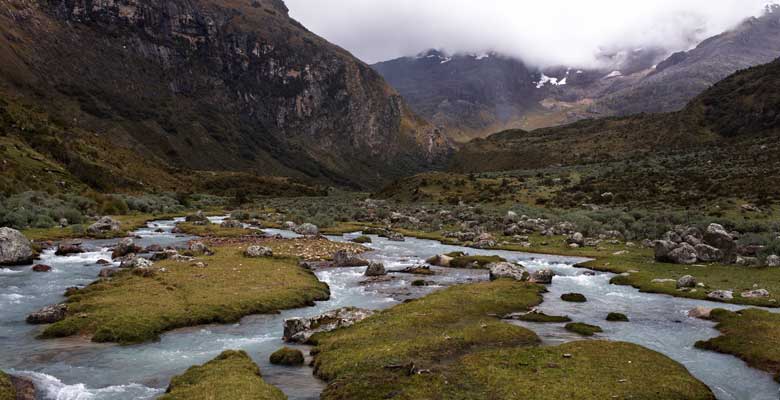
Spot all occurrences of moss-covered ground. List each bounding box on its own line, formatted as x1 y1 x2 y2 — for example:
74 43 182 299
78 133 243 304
0 371 14 400
565 322 603 336
695 308 780 382
311 280 714 400
159 350 286 400
514 312 571 323
40 245 330 344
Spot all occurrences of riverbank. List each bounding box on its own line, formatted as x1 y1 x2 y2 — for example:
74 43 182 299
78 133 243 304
159 350 286 400
310 280 715 399
40 244 331 344
696 308 780 382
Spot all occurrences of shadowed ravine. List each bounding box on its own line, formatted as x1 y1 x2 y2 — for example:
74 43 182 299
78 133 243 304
0 218 778 400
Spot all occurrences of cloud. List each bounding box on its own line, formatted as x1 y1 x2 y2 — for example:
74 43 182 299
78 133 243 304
285 0 777 67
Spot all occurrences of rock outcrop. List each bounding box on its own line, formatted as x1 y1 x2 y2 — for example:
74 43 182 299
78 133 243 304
27 304 68 324
283 307 375 343
0 228 33 266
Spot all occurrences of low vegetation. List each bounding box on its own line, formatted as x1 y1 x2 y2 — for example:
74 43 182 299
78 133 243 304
269 347 305 366
606 312 629 322
41 245 330 344
448 255 506 269
158 350 286 400
565 322 604 336
311 281 713 399
0 371 14 400
695 308 780 382
514 312 571 323
561 293 587 303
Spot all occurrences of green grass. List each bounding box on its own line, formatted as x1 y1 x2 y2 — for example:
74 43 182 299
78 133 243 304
448 255 506 269
311 280 544 399
565 322 604 336
514 312 571 323
457 341 714 400
270 347 305 366
0 371 14 400
583 250 780 308
350 235 372 244
159 350 286 400
695 308 780 382
22 212 184 241
40 245 330 344
311 280 713 399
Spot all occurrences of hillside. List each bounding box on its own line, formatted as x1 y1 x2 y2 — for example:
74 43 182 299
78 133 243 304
0 0 451 191
381 59 780 208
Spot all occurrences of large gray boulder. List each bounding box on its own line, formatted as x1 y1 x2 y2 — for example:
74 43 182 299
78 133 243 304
703 223 737 263
0 227 33 265
332 250 369 267
283 307 375 343
26 304 68 324
667 243 698 265
364 262 386 277
87 216 121 235
244 245 273 258
694 244 722 263
488 262 529 281
653 240 677 262
294 223 319 236
676 275 697 289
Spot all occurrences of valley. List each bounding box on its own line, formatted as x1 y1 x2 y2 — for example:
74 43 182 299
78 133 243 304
1 1 780 399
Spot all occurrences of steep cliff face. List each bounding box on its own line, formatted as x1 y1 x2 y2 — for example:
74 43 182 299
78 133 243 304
0 0 450 189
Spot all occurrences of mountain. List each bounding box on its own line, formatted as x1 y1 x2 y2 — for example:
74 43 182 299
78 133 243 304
372 5 780 139
0 0 451 191
453 57 780 171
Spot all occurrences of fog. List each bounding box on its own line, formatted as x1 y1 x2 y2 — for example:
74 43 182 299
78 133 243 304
286 0 778 67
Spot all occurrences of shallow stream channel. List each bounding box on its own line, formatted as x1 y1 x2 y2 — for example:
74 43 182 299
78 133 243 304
0 218 777 399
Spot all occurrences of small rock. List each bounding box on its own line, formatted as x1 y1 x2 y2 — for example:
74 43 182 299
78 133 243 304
120 256 153 269
112 238 141 259
189 241 213 256
245 245 273 258
688 307 713 319
741 289 770 298
425 254 453 267
284 307 375 343
98 267 119 278
87 216 121 234
676 275 697 289
32 264 52 272
488 262 529 282
294 223 319 236
707 290 734 301
364 262 386 277
27 304 68 324
55 242 84 256
529 268 555 284
767 255 780 267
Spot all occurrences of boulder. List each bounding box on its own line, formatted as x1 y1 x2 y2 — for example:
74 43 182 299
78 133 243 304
741 289 770 298
707 290 734 301
189 241 213 256
32 264 52 272
283 307 375 343
0 227 34 266
220 219 243 228
119 255 153 269
488 262 529 282
688 307 713 320
55 242 84 256
767 255 780 267
425 254 453 267
151 249 180 261
87 216 121 234
26 304 68 324
386 232 405 242
568 232 585 246
694 244 722 263
269 347 305 366
676 275 697 289
530 268 555 284
364 262 386 277
185 211 209 224
703 223 737 263
294 223 319 236
98 267 119 278
332 250 368 267
667 243 698 265
473 233 496 248
244 245 273 258
283 221 297 230
144 244 164 253
112 238 141 259
736 256 759 267
653 240 677 262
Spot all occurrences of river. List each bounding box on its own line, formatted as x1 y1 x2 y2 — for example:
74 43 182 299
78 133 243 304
0 218 777 399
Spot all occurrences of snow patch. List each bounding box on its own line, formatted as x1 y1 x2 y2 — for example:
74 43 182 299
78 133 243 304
535 73 567 89
604 70 623 79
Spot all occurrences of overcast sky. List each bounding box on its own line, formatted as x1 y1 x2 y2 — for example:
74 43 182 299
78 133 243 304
285 0 778 67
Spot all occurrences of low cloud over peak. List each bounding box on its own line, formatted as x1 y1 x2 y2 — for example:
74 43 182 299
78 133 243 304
286 0 778 67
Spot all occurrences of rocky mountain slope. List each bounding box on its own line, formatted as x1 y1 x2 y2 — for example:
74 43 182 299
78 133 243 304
373 5 780 139
0 0 451 191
